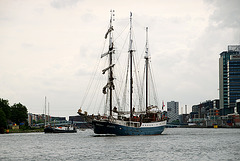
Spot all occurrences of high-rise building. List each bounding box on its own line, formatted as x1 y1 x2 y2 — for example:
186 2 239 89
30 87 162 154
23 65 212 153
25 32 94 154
219 45 240 115
167 101 179 123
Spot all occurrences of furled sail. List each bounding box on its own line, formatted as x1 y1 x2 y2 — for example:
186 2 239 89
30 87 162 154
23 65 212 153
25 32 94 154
102 64 115 74
104 26 114 39
101 49 114 58
102 82 115 94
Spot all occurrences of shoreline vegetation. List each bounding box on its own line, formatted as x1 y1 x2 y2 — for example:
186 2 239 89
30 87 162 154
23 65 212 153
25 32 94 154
1 98 30 134
2 128 44 134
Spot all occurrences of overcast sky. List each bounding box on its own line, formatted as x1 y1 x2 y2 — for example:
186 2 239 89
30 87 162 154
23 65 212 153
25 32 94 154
1 0 240 118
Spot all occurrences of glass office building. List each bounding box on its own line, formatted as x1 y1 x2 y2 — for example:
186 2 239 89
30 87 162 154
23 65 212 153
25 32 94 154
219 45 240 115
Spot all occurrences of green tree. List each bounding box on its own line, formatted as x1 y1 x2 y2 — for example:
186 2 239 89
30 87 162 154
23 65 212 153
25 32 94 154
11 103 28 125
172 119 180 124
0 108 7 128
0 98 11 120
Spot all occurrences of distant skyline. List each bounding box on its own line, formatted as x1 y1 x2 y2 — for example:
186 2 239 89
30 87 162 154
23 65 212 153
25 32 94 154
1 0 240 118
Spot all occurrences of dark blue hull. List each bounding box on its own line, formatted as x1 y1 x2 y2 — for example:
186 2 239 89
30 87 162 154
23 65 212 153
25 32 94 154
92 120 166 136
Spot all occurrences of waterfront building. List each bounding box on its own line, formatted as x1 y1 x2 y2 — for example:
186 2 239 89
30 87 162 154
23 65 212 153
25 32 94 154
69 115 85 122
228 55 240 110
179 114 189 124
192 105 199 114
190 99 219 121
27 113 54 126
167 101 179 123
219 45 240 115
28 113 32 126
51 116 66 121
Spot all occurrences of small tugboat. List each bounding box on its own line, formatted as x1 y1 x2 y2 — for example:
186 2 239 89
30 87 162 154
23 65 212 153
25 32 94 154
43 97 77 133
44 126 77 133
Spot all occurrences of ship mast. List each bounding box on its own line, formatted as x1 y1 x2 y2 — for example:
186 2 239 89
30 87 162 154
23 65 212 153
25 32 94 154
109 10 114 116
44 96 47 127
102 10 115 116
129 12 133 119
145 27 149 113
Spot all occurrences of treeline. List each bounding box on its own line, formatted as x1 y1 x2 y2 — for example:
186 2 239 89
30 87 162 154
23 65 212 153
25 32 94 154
0 98 28 130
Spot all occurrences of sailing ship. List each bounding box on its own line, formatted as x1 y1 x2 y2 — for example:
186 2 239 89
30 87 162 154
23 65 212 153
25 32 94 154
80 11 167 136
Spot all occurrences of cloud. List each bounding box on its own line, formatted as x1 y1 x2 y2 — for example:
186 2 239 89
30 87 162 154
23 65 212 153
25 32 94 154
50 0 82 9
81 13 96 23
177 0 240 106
146 0 240 109
21 43 34 48
207 0 240 29
0 0 239 117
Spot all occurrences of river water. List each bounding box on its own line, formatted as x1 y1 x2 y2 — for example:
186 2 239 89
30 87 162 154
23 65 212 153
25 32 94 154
0 128 239 161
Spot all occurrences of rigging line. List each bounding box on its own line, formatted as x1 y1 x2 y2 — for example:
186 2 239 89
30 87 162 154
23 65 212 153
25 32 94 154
97 94 104 115
80 56 100 108
133 18 146 29
114 33 129 87
89 72 102 112
112 73 122 103
133 55 144 112
114 94 121 112
92 73 104 115
112 93 117 108
149 64 159 106
92 77 103 114
80 39 107 108
141 58 146 101
129 26 144 112
111 19 129 64
122 60 129 111
121 54 130 112
114 31 130 86
114 89 121 109
138 31 149 69
115 53 129 106
88 55 108 111
149 66 155 106
114 22 129 42
111 61 124 106
116 38 127 89
102 90 108 115
142 64 146 112
106 28 129 110
115 31 130 63
129 18 145 72
137 47 146 70
131 28 142 69
114 37 130 110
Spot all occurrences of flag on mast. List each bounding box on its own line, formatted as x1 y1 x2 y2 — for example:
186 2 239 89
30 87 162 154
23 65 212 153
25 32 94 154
162 101 165 110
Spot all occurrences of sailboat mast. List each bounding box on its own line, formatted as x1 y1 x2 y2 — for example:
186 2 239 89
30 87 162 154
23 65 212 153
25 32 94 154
145 27 149 113
109 10 114 116
129 12 133 118
44 96 47 127
48 102 50 124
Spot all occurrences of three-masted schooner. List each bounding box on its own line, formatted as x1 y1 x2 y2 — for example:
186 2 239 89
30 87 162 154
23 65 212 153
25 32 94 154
80 11 167 135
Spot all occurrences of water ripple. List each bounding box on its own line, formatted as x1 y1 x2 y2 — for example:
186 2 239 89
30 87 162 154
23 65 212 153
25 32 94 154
0 128 240 160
